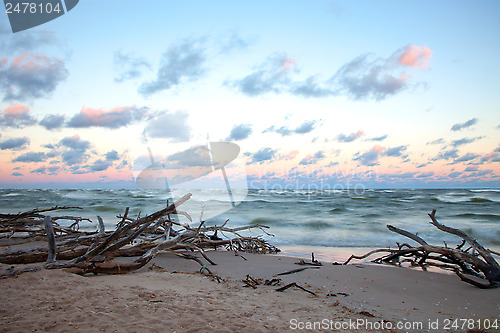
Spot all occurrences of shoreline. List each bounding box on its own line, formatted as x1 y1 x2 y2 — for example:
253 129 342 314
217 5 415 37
278 245 384 263
1 251 498 332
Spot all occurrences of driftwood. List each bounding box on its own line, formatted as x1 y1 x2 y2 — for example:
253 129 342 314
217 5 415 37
276 266 320 276
0 193 280 275
295 252 322 266
275 282 316 296
344 209 500 289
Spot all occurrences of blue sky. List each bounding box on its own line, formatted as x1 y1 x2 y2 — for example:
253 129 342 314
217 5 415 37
0 0 499 189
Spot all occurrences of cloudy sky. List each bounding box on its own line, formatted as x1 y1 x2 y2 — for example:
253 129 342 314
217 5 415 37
0 0 499 189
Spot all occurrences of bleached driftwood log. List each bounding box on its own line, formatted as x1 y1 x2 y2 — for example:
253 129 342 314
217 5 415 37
0 193 279 275
344 209 500 289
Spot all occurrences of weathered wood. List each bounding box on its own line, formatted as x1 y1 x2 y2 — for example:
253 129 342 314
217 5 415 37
0 192 279 277
348 210 500 289
276 267 320 276
44 216 56 264
275 282 316 296
97 216 105 235
428 209 500 277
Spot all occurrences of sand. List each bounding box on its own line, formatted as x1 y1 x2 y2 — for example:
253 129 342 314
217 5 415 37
0 251 498 332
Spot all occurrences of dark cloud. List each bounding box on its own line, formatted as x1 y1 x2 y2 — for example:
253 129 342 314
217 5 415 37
451 118 477 131
480 152 500 163
0 137 29 150
90 159 113 172
295 120 317 134
354 144 407 166
264 126 291 136
0 104 37 127
299 151 325 165
250 147 277 163
418 171 434 178
367 135 388 142
451 137 482 147
454 153 480 162
12 172 23 176
166 146 212 168
0 53 68 102
331 53 406 101
46 166 59 174
144 110 191 142
52 134 91 167
448 171 463 178
139 38 207 96
227 53 296 97
337 130 364 142
60 135 90 151
114 51 151 82
227 124 252 141
426 138 445 145
46 148 60 158
354 145 385 166
435 149 459 160
291 77 335 98
39 114 65 130
62 149 88 166
385 145 407 157
468 170 493 177
264 120 317 136
31 166 46 174
464 166 479 172
105 150 120 161
0 24 57 53
12 151 47 162
228 45 430 101
69 165 89 175
67 106 149 129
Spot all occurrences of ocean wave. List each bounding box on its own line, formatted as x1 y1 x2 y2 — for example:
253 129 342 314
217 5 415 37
2 188 499 251
329 207 347 213
302 220 334 230
432 195 498 204
350 197 370 201
0 192 24 197
95 205 120 212
470 189 500 193
455 213 500 221
360 213 381 218
470 197 495 203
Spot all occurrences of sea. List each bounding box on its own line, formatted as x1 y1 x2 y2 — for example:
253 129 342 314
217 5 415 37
1 188 499 262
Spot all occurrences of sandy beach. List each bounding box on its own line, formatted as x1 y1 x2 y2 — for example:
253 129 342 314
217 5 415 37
1 250 498 332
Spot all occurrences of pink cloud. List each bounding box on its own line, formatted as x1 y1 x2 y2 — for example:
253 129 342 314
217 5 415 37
10 53 65 77
284 150 299 159
0 104 36 127
281 56 296 71
337 130 364 142
399 45 433 69
67 105 147 128
0 53 68 101
4 104 30 118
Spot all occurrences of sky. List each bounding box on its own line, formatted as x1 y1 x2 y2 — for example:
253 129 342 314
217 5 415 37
0 0 499 189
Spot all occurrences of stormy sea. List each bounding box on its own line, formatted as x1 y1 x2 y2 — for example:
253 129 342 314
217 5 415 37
1 188 499 260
